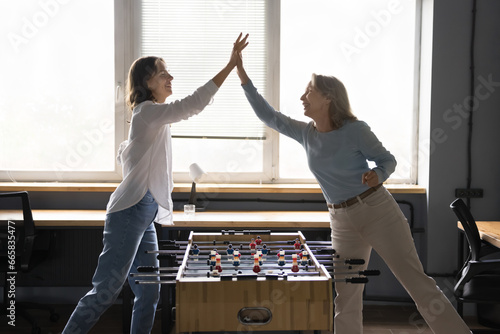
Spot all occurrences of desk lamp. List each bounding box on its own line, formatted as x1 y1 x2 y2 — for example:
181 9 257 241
188 163 206 206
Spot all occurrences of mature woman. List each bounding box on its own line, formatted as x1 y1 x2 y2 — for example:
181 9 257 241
235 46 471 333
62 33 248 334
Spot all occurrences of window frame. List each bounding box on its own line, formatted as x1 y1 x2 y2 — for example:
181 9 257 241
0 0 128 183
144 0 420 185
130 0 280 184
273 0 422 185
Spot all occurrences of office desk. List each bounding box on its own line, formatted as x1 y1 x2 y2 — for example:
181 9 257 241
458 221 500 248
0 209 331 230
474 221 500 248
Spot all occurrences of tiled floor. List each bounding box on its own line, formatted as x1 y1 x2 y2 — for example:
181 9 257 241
1 303 497 334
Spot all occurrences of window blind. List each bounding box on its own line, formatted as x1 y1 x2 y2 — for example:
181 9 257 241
141 0 268 139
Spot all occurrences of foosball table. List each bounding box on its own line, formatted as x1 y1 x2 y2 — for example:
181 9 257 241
132 230 379 333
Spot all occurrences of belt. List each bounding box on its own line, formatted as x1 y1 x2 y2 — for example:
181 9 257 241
328 183 383 209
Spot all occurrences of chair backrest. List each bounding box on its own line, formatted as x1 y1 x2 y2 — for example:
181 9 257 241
450 198 482 261
0 191 36 271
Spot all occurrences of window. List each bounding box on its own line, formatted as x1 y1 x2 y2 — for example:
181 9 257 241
1 0 420 184
0 0 120 182
139 0 419 184
139 0 274 183
279 0 419 183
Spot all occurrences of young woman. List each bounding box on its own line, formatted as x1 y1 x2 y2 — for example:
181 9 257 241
235 44 471 333
62 33 248 334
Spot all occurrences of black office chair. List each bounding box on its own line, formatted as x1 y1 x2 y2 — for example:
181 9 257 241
450 198 500 329
0 191 59 334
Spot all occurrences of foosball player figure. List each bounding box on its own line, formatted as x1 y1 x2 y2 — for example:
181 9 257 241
249 238 257 253
291 254 299 273
232 249 241 267
210 249 218 266
261 244 269 256
278 249 286 266
215 254 223 273
257 250 263 265
192 244 200 261
211 265 219 277
300 250 309 266
226 244 234 258
294 238 301 250
255 235 262 245
253 253 261 273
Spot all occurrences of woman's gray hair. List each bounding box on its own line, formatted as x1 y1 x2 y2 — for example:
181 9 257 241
311 73 357 128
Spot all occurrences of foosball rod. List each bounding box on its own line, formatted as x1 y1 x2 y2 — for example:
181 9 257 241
180 251 328 260
133 270 325 279
193 271 323 278
178 251 337 258
136 266 178 272
183 259 363 267
151 262 359 273
157 240 333 250
134 276 369 285
154 246 313 255
135 265 323 273
159 241 298 247
186 265 320 272
161 239 315 246
129 273 177 278
175 260 362 269
180 247 309 253
181 255 362 265
151 246 337 255
184 256 314 262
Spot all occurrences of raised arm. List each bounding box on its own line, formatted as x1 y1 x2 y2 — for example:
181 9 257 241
235 37 307 143
139 34 249 126
236 53 250 85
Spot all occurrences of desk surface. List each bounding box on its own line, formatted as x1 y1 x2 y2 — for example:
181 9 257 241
458 221 500 248
0 182 425 194
0 210 331 229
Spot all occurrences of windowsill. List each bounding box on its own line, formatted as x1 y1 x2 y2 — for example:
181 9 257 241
0 182 426 194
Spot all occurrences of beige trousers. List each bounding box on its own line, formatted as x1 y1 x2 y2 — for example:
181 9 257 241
329 187 470 334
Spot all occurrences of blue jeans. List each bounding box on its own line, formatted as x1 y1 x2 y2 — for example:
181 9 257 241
63 191 161 334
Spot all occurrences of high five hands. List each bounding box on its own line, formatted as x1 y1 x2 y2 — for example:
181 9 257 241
229 33 249 69
212 33 249 88
232 33 250 85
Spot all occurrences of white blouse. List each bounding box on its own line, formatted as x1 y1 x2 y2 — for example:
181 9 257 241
106 80 219 224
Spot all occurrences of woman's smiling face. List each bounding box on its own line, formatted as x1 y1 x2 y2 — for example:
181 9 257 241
147 60 174 103
300 82 330 119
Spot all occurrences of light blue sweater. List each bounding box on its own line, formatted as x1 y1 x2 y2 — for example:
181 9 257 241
242 80 397 204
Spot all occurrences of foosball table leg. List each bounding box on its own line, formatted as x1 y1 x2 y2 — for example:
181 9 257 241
122 280 132 334
158 239 181 334
160 256 176 334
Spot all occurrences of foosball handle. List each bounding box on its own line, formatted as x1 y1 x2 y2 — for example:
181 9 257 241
359 270 381 276
159 240 176 244
346 277 369 284
137 266 159 272
316 248 336 255
345 259 365 265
